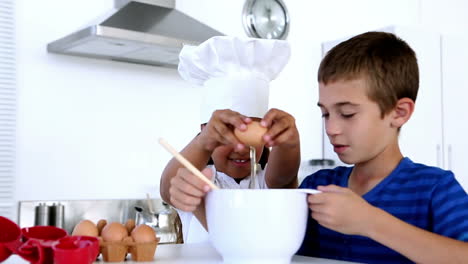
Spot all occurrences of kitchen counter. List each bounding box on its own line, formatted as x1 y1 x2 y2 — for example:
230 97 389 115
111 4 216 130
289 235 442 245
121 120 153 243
3 242 357 263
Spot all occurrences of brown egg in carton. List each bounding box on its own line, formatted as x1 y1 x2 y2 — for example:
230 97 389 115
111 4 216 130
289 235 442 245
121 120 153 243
72 219 160 262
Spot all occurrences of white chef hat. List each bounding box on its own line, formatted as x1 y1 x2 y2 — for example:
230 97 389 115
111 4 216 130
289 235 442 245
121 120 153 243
178 36 291 124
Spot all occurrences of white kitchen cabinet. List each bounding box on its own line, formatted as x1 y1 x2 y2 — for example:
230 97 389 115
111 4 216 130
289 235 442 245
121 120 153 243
388 27 443 168
321 26 468 191
441 35 468 191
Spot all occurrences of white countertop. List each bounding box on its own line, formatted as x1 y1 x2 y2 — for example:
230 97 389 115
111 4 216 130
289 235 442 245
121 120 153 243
3 243 356 264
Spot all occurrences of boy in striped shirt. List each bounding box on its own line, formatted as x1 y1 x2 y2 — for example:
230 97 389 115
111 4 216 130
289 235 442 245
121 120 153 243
298 31 468 263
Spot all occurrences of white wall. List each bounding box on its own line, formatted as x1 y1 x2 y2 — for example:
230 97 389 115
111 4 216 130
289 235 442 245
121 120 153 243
420 0 468 36
13 0 468 208
15 0 202 201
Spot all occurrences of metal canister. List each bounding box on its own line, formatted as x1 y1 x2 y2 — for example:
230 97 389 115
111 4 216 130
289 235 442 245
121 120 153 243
34 203 49 226
49 203 65 228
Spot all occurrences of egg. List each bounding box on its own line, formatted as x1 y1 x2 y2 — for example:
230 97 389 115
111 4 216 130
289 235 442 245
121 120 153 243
101 222 128 242
122 236 134 243
96 219 107 235
71 219 98 237
234 121 267 147
131 224 157 243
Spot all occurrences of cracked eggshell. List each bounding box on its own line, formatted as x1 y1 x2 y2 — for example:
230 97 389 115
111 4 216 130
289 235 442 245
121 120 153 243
234 121 267 147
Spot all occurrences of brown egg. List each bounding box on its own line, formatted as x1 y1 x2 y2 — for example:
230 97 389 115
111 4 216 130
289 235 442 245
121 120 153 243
101 222 128 242
131 224 156 243
234 121 267 147
96 219 107 235
72 219 99 237
122 236 134 244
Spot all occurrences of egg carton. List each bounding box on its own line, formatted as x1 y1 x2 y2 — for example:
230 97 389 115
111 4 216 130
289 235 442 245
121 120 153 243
99 237 160 262
74 219 160 262
99 220 160 262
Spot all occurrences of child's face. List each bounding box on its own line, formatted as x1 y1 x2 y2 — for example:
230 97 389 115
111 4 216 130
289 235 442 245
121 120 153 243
318 78 397 165
212 144 264 179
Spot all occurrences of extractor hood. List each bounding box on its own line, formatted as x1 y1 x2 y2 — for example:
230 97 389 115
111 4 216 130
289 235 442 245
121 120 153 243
47 0 224 68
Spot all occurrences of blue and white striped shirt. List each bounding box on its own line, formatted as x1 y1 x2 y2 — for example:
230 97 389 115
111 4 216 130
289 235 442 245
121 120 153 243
298 157 468 263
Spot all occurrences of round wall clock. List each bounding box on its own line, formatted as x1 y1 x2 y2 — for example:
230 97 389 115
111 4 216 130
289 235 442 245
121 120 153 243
242 0 290 40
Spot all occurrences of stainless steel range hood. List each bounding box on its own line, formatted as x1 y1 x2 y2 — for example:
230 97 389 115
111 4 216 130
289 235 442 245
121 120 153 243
47 0 223 68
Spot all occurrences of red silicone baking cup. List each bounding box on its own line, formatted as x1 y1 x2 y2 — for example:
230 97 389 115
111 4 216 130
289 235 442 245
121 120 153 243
0 216 22 262
19 226 68 264
53 236 99 264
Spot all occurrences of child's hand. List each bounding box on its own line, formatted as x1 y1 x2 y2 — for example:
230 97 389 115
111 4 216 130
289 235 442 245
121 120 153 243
197 109 250 152
307 185 378 236
261 108 299 149
169 167 214 212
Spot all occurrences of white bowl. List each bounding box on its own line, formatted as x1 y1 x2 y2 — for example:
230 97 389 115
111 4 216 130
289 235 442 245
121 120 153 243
205 189 309 264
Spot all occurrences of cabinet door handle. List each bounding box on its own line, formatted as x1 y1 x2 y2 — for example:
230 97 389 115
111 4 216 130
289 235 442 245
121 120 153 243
436 144 441 167
448 144 452 170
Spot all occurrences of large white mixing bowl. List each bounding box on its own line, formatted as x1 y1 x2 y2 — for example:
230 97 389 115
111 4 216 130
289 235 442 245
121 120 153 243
205 189 309 264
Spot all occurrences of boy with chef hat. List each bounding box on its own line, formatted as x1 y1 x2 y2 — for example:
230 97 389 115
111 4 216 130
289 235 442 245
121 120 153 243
160 36 300 243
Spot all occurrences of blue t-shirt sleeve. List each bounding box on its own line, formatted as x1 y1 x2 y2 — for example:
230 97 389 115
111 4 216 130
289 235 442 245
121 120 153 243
300 167 351 190
431 171 468 241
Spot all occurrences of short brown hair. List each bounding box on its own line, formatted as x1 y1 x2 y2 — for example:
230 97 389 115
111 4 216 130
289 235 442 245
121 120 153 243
318 31 419 117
